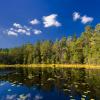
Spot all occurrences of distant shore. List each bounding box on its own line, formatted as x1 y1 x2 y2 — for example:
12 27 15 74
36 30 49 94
0 64 100 69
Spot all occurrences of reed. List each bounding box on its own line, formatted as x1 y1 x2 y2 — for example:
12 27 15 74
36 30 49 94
0 64 100 69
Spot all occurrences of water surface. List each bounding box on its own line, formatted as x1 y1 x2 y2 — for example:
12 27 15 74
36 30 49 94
0 67 100 100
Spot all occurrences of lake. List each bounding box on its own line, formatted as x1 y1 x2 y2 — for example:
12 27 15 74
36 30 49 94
0 67 100 100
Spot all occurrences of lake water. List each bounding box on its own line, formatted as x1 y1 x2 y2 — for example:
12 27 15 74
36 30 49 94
0 67 100 100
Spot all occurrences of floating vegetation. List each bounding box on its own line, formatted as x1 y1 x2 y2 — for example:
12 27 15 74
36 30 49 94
82 95 87 98
28 74 34 79
34 94 43 100
8 89 12 92
11 84 16 87
47 78 55 81
54 75 61 78
17 85 21 87
63 83 67 87
63 88 71 93
74 84 78 88
19 83 23 85
19 93 31 100
83 90 90 94
19 94 27 100
63 88 69 92
82 83 87 85
81 98 85 100
68 89 71 92
69 95 73 98
13 81 17 84
0 67 99 100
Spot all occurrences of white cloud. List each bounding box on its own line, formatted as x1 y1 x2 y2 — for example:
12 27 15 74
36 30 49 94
33 29 42 35
7 20 43 36
8 27 31 36
17 29 26 33
81 15 94 24
13 23 22 28
17 29 31 36
73 12 94 24
24 26 31 31
26 32 31 36
43 14 61 27
10 28 14 31
8 31 18 36
10 23 31 36
73 12 80 21
30 19 40 25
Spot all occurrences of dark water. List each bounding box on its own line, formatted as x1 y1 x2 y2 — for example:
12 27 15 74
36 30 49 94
0 67 100 100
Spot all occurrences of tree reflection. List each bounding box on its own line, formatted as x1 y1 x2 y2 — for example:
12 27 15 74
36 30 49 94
0 67 100 99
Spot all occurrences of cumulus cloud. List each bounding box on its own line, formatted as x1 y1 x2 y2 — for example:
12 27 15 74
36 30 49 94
33 29 42 35
73 12 94 24
30 19 40 25
81 15 94 24
26 32 31 36
43 14 61 27
17 29 26 33
7 26 31 36
16 29 30 36
73 12 80 21
8 31 18 36
13 23 22 28
24 26 31 31
7 14 62 37
9 23 31 36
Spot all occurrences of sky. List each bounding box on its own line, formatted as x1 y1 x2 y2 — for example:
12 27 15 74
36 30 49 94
0 0 100 48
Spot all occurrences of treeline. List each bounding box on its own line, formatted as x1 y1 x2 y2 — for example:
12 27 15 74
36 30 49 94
0 24 100 65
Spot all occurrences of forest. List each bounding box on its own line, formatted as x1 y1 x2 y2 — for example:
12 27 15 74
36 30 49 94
0 24 100 65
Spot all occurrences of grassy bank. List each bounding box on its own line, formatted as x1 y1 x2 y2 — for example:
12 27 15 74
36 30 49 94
0 64 100 69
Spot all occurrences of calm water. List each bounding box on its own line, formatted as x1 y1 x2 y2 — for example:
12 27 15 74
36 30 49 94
0 67 100 100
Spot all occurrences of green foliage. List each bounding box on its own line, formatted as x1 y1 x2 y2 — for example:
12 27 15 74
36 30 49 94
0 24 100 65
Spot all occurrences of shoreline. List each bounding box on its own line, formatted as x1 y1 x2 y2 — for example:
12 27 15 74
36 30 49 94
0 64 100 69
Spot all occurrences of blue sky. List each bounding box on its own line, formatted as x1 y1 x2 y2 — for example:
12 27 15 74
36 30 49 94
0 0 100 48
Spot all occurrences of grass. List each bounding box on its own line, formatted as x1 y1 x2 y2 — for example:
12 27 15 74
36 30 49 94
0 64 100 69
